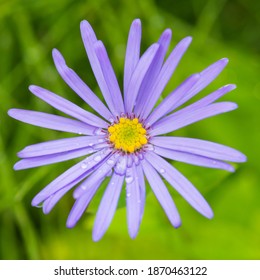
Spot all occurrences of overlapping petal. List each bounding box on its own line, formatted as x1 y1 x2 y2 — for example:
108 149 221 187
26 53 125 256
52 48 112 120
151 136 246 162
136 37 192 118
150 102 238 136
124 19 142 94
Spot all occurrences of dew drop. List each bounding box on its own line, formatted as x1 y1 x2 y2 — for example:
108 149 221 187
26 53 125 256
125 176 134 184
94 128 105 136
108 117 114 123
81 162 88 169
94 155 102 162
88 143 94 147
81 185 87 190
114 156 127 175
146 144 154 151
78 131 83 135
106 159 115 165
126 192 131 198
159 168 165 174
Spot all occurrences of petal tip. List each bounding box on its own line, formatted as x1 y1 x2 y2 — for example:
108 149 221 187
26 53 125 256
13 162 22 170
173 219 182 229
132 18 141 26
221 58 229 65
205 208 214 219
66 220 76 229
92 231 102 242
7 108 16 118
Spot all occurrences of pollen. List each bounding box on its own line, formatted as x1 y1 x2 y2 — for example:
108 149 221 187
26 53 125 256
108 117 148 153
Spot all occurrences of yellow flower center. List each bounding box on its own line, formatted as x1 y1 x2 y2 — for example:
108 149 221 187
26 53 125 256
108 117 148 153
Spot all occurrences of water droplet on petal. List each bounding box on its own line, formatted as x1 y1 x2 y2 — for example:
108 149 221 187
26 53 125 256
94 128 105 136
126 192 131 198
125 176 134 184
108 117 114 123
81 185 87 190
78 131 83 135
88 143 94 147
94 155 102 162
115 156 127 175
106 159 115 165
81 162 88 169
146 144 154 151
159 168 165 174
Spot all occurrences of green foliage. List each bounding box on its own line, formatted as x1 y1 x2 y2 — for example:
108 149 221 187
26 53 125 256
0 0 259 259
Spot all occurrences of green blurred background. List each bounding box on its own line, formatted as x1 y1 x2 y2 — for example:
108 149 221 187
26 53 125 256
0 0 259 260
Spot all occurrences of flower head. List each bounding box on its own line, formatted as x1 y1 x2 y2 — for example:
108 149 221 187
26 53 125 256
8 19 246 241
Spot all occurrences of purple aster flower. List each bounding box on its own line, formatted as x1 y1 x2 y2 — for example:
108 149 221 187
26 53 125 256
8 19 246 241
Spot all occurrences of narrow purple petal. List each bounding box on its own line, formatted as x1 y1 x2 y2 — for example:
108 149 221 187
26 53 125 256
151 137 247 162
124 43 160 113
94 41 125 115
29 85 108 128
73 153 119 199
92 172 124 242
136 163 146 222
8 109 96 135
167 84 237 122
144 151 213 218
31 149 112 206
80 21 118 117
150 102 238 136
146 74 200 125
52 48 112 120
141 159 181 227
167 58 229 113
137 37 192 119
134 29 172 114
18 136 106 158
126 165 142 239
154 146 235 172
43 183 73 214
66 179 103 228
14 147 97 170
124 19 141 94
178 58 229 107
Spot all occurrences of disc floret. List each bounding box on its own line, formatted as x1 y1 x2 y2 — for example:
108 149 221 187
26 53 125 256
108 117 148 153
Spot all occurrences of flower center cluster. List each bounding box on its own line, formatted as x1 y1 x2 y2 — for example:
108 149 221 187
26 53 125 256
108 117 147 153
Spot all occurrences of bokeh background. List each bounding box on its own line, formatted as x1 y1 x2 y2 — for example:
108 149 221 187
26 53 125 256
0 0 259 260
